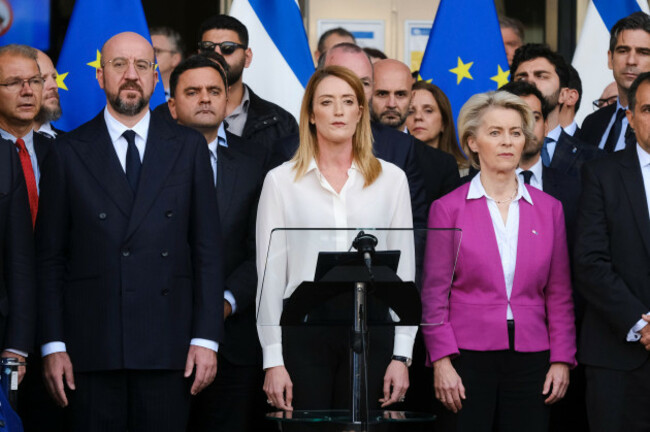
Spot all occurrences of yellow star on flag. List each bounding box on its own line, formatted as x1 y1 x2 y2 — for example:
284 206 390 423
55 71 68 91
449 57 473 85
417 74 433 83
490 65 510 88
87 50 102 70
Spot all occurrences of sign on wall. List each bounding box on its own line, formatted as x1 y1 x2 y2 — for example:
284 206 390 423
317 19 385 51
404 20 432 72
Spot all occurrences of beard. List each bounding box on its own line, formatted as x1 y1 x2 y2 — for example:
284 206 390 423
35 100 62 123
544 87 560 111
371 107 408 129
521 136 544 162
226 58 245 85
108 81 150 116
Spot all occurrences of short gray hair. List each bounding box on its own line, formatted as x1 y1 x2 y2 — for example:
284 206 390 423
457 91 534 169
0 44 38 61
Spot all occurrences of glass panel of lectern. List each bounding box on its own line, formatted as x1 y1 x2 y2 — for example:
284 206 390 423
257 228 461 432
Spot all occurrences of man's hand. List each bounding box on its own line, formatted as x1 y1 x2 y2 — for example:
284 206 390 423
379 360 409 407
543 363 570 404
224 300 232 320
0 351 26 384
433 356 465 413
43 352 75 407
184 345 217 395
640 315 650 350
263 365 293 411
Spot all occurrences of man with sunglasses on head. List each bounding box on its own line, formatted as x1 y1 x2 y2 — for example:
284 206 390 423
197 15 298 147
36 32 225 432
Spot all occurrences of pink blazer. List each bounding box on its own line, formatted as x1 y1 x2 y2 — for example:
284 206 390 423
421 183 576 367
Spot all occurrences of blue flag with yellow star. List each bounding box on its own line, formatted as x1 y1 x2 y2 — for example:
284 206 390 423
54 0 165 131
419 0 509 124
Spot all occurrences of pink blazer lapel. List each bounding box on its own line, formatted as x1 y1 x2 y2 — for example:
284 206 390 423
512 197 534 298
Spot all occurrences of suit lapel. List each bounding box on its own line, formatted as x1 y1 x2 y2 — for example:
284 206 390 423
619 146 650 255
71 112 134 218
33 133 51 167
125 114 182 240
217 146 237 223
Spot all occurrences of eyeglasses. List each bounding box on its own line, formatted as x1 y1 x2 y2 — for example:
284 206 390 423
154 47 177 56
102 58 156 74
197 41 246 55
0 76 45 93
592 95 618 110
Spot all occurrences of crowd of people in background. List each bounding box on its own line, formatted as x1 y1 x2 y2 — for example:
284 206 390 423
0 8 649 432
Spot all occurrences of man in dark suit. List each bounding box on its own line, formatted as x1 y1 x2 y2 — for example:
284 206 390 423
578 12 650 152
34 49 64 138
511 43 602 177
167 54 270 431
575 71 650 432
370 58 460 208
197 15 298 146
0 44 62 432
36 32 225 432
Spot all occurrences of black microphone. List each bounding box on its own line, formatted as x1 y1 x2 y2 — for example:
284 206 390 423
352 231 378 279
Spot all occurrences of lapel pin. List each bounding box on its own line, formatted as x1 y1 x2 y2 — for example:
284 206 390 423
572 147 577 153
532 229 538 235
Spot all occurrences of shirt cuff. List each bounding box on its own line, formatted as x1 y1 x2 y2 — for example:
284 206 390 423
224 290 237 314
262 343 284 370
626 311 650 342
41 342 67 357
190 338 219 353
392 328 417 358
4 349 28 358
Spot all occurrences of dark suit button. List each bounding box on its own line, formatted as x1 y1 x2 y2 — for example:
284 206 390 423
161 250 169 257
98 212 107 220
161 288 169 295
121 249 130 257
165 210 173 218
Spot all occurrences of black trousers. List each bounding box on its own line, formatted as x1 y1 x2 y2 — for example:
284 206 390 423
187 354 275 432
67 369 190 432
585 357 650 432
437 324 550 432
283 325 393 410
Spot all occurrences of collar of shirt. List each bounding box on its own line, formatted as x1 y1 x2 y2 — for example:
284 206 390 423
547 124 563 142
225 85 251 136
637 143 650 169
467 171 533 205
0 128 36 155
597 98 630 152
616 97 628 112
37 122 57 138
563 121 578 136
516 156 543 189
208 124 229 159
305 158 360 195
104 108 150 144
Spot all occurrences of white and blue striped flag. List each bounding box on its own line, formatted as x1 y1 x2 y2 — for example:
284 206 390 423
573 0 649 124
229 0 314 120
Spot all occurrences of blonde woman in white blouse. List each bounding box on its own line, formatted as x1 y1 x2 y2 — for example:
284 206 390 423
256 65 416 411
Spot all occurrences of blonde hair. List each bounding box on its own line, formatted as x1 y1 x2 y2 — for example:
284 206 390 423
457 91 535 169
292 65 381 186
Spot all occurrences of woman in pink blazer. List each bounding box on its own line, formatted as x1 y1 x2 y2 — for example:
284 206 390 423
421 91 576 432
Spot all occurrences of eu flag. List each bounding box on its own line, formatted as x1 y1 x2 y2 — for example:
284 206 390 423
54 0 165 131
419 0 509 124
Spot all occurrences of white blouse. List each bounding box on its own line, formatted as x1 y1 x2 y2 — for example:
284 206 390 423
256 158 416 369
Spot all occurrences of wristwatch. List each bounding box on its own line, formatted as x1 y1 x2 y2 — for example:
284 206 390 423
391 355 412 367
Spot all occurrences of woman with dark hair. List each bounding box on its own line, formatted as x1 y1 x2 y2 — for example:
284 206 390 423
407 81 470 176
256 65 416 411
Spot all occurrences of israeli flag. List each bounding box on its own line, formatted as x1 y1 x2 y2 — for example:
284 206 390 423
573 0 649 124
230 0 314 120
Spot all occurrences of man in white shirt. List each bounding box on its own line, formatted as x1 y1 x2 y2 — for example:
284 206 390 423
37 32 224 432
575 71 650 432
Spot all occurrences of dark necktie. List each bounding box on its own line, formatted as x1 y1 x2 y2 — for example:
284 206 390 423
15 138 38 227
541 137 553 167
521 170 533 185
603 108 626 153
123 130 141 192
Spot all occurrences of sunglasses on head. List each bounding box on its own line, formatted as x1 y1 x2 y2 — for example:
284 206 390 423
198 41 246 55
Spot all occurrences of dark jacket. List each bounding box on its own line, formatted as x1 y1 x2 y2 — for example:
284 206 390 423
240 85 298 146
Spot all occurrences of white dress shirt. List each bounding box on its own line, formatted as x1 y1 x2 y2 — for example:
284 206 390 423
563 121 578 137
467 173 533 320
37 122 58 139
516 157 544 190
627 144 650 341
597 98 629 152
42 108 219 356
256 158 416 369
